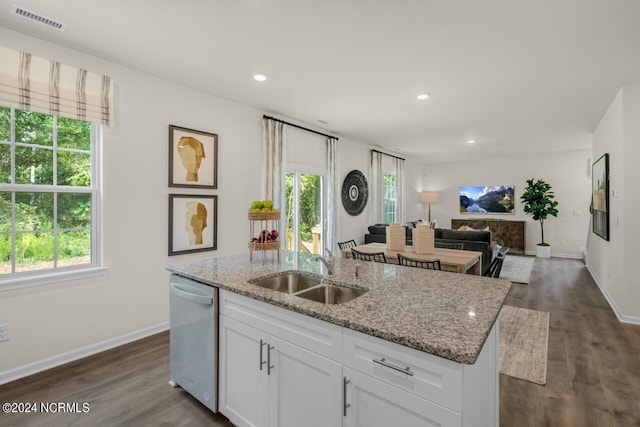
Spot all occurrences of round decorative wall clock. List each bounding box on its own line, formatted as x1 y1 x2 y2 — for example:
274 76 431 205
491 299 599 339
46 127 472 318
341 170 369 216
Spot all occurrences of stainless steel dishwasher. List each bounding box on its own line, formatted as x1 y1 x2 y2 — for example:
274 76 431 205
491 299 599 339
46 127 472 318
169 274 218 412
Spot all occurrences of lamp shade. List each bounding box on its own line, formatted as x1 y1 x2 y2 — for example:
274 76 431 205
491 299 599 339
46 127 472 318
420 191 439 203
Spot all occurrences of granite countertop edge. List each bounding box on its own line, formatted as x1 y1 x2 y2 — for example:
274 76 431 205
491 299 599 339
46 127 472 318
167 251 512 364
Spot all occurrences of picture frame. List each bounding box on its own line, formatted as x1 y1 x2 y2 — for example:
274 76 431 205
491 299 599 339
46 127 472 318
592 153 610 241
169 194 218 255
169 125 218 188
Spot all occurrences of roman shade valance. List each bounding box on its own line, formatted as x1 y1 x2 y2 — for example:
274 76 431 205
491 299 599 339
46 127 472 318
0 46 114 125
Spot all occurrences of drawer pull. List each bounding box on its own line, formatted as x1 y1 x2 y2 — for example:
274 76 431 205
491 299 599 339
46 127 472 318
372 357 414 376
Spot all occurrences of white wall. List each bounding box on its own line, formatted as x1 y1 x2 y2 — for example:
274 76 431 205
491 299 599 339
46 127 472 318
336 145 425 245
423 150 593 257
0 27 263 379
589 85 640 323
0 28 427 379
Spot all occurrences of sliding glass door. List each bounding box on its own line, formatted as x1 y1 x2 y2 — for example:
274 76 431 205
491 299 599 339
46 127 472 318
285 167 325 255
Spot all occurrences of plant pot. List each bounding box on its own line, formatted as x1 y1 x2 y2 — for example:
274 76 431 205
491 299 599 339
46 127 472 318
536 245 551 258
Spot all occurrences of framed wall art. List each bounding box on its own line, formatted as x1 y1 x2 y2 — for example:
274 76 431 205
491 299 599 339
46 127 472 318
592 153 609 241
169 194 218 255
169 125 218 188
459 185 515 214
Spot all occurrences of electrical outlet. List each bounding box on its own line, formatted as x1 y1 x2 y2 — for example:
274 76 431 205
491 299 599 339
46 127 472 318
0 323 10 342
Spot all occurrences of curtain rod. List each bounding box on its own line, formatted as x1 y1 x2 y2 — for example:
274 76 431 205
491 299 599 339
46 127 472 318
371 149 405 161
263 115 338 140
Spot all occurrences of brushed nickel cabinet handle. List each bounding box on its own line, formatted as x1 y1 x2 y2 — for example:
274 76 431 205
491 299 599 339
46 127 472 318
372 357 414 376
267 344 275 375
343 377 351 416
259 339 267 371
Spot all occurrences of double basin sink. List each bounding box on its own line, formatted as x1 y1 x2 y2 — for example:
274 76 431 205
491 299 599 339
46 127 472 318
248 271 367 305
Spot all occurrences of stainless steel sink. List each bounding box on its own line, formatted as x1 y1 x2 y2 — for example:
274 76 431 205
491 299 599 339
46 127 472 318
248 271 322 293
293 284 368 305
249 271 368 305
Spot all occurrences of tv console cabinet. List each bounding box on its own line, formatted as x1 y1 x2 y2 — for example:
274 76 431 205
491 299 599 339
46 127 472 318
451 219 525 254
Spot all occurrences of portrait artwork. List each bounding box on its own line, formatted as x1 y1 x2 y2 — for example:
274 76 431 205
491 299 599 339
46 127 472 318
169 125 218 188
169 194 217 255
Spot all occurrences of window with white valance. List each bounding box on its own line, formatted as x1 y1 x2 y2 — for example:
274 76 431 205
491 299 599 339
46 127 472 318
0 46 115 126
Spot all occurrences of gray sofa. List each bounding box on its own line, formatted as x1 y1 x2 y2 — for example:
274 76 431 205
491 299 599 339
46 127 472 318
364 224 496 274
434 228 495 274
364 222 417 245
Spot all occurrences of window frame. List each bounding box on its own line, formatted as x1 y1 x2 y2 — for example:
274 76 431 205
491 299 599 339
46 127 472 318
285 163 326 255
0 107 104 291
383 171 397 224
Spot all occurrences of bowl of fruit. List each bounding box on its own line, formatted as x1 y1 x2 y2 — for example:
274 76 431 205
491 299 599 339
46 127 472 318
248 199 280 220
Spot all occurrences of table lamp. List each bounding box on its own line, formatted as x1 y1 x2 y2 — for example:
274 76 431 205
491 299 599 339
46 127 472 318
420 191 439 223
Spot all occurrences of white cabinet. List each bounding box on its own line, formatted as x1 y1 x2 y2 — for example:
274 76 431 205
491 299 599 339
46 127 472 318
219 289 499 427
343 367 461 427
267 333 343 427
219 291 343 427
219 315 267 427
342 325 499 427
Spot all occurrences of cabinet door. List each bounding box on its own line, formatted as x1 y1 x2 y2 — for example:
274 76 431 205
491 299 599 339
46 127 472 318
343 367 461 427
219 315 268 427
267 335 343 427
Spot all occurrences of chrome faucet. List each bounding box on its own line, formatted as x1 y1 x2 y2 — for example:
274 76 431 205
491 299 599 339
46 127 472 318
315 249 335 275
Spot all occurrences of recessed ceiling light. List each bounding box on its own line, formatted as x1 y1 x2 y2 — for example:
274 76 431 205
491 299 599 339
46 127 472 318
416 93 430 101
253 74 267 82
466 139 476 144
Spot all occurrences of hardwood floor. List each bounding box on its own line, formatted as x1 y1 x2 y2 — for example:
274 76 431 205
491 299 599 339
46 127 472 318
0 332 233 427
1 257 638 426
501 257 640 427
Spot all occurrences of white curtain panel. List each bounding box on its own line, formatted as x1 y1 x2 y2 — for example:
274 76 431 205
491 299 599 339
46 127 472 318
369 150 384 224
326 137 338 253
395 156 406 224
0 46 115 125
262 118 285 210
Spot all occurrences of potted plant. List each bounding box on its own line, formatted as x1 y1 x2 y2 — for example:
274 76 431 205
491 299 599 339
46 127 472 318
520 178 559 258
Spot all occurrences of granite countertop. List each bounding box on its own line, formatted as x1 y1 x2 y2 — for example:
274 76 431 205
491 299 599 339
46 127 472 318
166 251 511 364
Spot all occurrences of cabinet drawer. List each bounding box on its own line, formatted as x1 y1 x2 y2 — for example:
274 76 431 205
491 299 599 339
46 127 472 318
220 289 342 361
343 329 462 412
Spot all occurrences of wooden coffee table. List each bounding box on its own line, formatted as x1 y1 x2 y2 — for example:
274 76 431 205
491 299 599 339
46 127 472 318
344 242 483 275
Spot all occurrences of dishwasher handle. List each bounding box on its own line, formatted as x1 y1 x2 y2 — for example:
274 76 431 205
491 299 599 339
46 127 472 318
170 283 214 305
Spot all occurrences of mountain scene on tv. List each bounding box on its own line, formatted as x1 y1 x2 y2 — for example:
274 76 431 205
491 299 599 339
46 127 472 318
459 186 515 214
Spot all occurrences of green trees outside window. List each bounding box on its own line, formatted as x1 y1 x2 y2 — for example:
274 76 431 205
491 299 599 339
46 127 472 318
0 107 95 275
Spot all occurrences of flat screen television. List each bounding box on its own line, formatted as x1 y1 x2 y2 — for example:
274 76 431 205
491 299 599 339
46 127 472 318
459 186 515 214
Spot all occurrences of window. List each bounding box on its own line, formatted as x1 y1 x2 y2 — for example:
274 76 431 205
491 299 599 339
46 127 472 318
383 172 396 224
0 107 100 281
285 167 325 255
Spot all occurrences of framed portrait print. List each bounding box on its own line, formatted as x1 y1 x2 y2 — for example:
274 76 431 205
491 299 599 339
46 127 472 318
169 125 218 188
591 153 609 241
169 194 218 255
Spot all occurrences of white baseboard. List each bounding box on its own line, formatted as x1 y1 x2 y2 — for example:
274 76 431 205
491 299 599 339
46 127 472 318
522 250 582 259
0 321 169 386
585 265 640 326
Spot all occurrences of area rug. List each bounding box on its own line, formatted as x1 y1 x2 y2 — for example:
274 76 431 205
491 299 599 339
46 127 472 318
499 305 550 385
500 255 535 284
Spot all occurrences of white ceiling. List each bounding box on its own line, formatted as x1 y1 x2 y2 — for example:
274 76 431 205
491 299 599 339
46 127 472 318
1 0 639 163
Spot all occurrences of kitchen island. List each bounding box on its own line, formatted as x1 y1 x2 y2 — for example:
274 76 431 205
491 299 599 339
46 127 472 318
167 251 511 427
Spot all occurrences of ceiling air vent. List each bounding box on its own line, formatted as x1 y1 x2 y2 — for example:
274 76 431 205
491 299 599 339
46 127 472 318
11 4 66 30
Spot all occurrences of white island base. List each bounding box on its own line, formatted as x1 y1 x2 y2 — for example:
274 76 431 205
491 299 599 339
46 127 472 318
218 289 498 427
